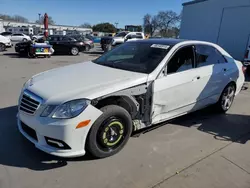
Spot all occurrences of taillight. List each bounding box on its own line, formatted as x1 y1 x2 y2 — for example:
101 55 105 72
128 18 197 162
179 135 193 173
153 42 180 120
242 65 247 74
245 50 249 59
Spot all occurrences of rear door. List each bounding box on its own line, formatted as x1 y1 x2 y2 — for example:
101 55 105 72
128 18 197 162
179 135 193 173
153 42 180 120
193 44 229 108
61 36 72 52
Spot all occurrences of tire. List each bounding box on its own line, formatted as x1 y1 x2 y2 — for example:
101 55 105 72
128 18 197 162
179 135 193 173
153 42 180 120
85 45 90 52
71 47 79 56
246 66 250 76
86 105 133 158
23 38 28 42
0 43 6 52
215 83 236 113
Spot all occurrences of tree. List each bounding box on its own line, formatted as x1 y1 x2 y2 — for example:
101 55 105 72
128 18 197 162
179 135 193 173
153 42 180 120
137 25 142 32
35 16 55 25
143 14 158 36
79 23 92 28
0 14 28 22
12 15 28 22
143 10 181 37
92 23 116 33
156 10 180 37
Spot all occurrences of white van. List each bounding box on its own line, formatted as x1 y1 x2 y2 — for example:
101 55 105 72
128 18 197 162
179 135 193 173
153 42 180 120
7 27 33 35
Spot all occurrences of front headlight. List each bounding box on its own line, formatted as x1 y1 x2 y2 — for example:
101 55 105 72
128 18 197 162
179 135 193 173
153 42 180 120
51 99 90 119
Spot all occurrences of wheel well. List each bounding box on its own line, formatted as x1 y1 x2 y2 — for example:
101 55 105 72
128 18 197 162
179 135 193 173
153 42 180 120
94 96 139 119
227 81 236 90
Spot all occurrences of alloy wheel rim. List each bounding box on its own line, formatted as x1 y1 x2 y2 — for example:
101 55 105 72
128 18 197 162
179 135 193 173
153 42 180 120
72 47 78 55
221 86 235 111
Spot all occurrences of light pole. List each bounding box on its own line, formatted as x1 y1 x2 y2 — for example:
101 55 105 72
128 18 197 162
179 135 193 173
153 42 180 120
38 13 41 23
38 13 41 33
115 22 118 31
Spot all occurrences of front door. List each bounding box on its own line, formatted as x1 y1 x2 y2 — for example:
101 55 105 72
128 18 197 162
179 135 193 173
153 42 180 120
152 45 203 124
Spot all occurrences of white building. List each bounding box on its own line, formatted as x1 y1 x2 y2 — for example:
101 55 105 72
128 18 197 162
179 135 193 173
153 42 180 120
1 20 92 35
180 0 250 61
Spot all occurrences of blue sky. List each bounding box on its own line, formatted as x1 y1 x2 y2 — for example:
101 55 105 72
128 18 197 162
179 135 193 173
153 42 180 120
0 0 190 27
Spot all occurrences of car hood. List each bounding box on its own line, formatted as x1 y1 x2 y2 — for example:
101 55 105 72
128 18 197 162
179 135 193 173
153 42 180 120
26 61 148 104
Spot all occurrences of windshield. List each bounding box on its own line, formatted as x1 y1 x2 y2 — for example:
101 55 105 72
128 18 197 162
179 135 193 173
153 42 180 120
115 32 127 37
93 42 171 74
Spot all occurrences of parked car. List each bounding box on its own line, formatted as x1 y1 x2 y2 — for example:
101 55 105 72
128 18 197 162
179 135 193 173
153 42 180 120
0 31 12 38
15 38 45 56
100 31 145 51
10 33 31 42
68 34 94 51
47 35 86 55
17 39 245 158
100 31 128 50
243 44 250 75
15 35 85 56
85 34 94 41
32 33 44 40
0 35 12 51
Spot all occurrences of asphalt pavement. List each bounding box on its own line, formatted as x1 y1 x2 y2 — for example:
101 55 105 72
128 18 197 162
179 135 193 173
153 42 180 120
0 45 250 188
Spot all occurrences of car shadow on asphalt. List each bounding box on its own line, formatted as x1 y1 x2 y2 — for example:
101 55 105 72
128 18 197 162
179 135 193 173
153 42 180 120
0 106 95 171
3 52 26 58
134 104 250 144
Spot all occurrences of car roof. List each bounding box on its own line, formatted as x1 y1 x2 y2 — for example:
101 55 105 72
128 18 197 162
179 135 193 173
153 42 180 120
130 38 186 46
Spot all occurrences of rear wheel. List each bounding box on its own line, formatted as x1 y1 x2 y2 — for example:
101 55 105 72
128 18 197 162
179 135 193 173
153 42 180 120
215 83 236 113
71 47 79 56
0 43 6 52
22 38 28 42
86 105 132 158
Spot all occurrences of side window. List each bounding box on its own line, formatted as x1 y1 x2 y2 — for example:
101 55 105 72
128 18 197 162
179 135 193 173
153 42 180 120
62 37 69 41
167 46 194 74
195 45 227 68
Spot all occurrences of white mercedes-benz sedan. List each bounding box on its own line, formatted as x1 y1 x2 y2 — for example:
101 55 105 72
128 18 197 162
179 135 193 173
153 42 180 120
17 39 245 158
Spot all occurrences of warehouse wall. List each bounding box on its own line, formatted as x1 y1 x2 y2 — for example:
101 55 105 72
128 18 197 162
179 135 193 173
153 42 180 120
180 0 250 60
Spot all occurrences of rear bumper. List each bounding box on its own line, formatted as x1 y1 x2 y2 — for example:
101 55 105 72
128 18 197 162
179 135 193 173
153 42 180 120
78 46 85 52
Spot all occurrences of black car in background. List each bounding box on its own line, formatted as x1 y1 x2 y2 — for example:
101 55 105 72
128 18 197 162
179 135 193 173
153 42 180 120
48 35 86 55
15 35 86 56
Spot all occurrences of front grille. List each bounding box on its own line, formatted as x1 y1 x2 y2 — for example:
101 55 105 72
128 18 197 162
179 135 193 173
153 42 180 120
19 90 42 115
21 121 38 141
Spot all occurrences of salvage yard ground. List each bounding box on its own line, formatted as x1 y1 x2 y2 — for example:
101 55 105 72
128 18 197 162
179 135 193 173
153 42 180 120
0 46 250 188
